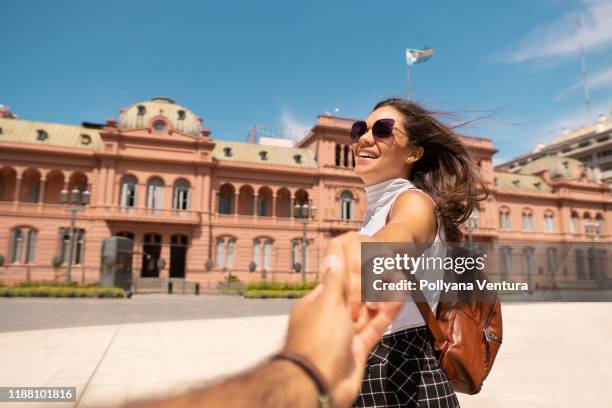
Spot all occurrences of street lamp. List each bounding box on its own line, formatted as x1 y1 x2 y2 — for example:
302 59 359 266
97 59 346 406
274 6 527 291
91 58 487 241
60 187 90 283
294 201 317 284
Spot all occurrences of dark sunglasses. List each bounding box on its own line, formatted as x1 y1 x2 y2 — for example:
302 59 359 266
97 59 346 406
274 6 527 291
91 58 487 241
349 118 408 143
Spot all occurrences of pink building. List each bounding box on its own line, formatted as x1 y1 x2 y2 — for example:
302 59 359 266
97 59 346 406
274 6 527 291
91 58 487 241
0 98 610 288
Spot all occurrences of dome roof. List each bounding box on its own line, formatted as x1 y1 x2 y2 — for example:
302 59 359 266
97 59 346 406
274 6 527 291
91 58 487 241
119 97 202 137
518 155 599 182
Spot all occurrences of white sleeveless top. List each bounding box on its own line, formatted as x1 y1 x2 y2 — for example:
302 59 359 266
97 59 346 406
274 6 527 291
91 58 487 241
358 178 446 334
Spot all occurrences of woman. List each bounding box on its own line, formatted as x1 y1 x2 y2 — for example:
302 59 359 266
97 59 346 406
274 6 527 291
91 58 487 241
326 98 487 408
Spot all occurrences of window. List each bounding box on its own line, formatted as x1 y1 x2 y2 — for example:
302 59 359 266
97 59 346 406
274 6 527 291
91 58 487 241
10 227 37 264
522 210 533 232
219 194 232 214
595 214 605 236
58 228 85 265
499 208 511 230
146 179 164 209
153 120 166 133
29 181 40 203
173 180 190 210
343 145 349 167
291 238 310 272
216 238 226 269
226 239 236 268
340 191 353 220
259 151 268 161
570 212 579 234
257 197 269 216
351 150 355 168
177 110 186 120
223 147 233 157
36 130 48 141
120 176 138 207
253 239 261 270
81 134 92 145
522 247 535 277
263 240 273 271
137 105 146 115
335 144 341 166
544 212 555 233
10 229 23 263
469 207 480 228
293 154 302 164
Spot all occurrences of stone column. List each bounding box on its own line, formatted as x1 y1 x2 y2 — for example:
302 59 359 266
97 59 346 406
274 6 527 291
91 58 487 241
272 193 277 218
38 178 46 211
13 176 22 203
234 192 239 218
253 194 258 217
290 195 294 220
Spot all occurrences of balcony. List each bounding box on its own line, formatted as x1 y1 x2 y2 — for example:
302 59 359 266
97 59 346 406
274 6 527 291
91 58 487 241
0 201 95 217
104 206 201 224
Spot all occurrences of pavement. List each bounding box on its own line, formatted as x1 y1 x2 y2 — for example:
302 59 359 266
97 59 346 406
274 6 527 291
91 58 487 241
0 295 610 408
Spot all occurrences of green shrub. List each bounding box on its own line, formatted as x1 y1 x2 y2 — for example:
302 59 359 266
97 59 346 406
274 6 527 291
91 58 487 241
244 281 318 291
0 285 124 298
242 289 311 299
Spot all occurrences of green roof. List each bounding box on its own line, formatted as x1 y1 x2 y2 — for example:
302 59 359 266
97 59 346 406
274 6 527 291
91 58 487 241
494 171 552 193
0 118 101 149
212 140 316 168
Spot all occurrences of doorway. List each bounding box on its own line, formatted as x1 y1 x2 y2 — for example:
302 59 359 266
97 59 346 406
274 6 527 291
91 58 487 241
170 234 188 278
141 233 162 277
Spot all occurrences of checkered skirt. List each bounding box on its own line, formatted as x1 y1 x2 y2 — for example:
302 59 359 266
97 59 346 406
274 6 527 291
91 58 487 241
352 326 460 408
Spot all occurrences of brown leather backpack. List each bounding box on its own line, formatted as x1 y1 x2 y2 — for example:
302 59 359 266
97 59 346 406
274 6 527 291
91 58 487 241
412 284 503 394
383 190 503 394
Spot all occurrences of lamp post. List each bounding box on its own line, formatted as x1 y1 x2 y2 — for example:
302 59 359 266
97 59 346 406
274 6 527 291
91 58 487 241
60 188 90 283
294 201 317 284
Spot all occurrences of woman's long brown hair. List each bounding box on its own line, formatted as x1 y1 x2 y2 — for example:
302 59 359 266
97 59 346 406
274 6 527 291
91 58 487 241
373 98 489 242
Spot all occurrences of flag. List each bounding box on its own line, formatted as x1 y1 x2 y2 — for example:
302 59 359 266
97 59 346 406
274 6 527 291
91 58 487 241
405 46 434 66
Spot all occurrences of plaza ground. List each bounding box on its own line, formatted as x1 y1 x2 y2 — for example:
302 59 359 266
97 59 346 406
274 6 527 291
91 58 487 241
0 296 610 408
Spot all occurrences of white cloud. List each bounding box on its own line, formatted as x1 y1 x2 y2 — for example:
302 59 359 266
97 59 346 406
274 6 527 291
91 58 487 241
537 97 612 143
504 0 612 63
555 65 612 100
280 108 311 143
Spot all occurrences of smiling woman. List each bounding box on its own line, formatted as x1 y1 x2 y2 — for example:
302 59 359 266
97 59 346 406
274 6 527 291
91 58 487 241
325 98 489 408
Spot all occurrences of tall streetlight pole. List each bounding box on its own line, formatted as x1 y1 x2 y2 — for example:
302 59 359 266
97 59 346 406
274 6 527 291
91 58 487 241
294 201 317 284
60 188 90 283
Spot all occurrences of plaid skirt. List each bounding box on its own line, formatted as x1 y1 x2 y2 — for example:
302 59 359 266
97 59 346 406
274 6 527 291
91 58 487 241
353 326 460 408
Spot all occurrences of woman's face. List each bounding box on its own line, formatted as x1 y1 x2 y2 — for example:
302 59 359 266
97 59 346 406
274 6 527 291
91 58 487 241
353 106 422 186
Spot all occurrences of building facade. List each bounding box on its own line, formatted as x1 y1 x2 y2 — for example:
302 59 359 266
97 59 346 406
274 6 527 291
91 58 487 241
1 98 610 288
496 113 612 185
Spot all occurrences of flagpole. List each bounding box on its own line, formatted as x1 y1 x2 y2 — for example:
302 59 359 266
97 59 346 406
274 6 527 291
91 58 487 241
406 64 412 100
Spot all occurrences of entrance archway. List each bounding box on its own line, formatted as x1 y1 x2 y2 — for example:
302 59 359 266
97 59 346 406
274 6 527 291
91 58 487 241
170 234 188 278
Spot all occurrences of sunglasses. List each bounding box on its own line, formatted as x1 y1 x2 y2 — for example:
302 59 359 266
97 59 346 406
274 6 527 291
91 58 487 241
349 118 408 143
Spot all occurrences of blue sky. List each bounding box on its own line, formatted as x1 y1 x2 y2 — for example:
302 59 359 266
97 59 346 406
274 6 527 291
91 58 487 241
1 0 611 164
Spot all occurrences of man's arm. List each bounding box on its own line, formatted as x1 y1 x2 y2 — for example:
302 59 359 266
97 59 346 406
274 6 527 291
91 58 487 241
127 359 318 408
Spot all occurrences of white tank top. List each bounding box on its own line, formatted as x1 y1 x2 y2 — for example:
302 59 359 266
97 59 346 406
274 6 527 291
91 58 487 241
358 178 446 334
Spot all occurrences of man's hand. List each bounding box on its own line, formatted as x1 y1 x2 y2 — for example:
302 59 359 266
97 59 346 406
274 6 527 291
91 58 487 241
284 255 402 407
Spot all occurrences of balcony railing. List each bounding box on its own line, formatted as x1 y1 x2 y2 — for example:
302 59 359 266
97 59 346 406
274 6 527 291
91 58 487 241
105 206 200 223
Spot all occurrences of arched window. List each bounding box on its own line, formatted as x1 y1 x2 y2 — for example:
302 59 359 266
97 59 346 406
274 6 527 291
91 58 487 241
146 178 164 209
522 247 535 278
544 211 556 233
291 238 311 272
226 239 236 268
263 240 273 270
335 144 341 166
216 238 226 269
343 145 349 167
10 227 37 264
469 206 480 228
570 212 579 234
58 228 85 265
521 208 533 232
253 238 273 271
173 180 190 210
498 208 511 230
119 176 138 207
595 214 605 236
218 184 235 214
340 191 353 220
